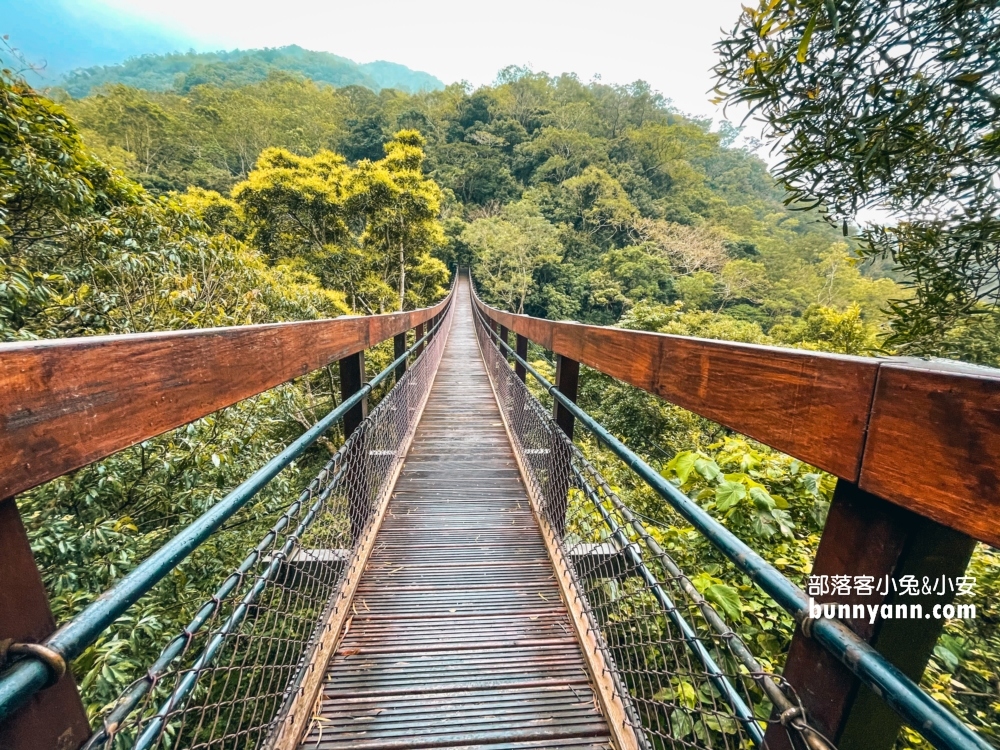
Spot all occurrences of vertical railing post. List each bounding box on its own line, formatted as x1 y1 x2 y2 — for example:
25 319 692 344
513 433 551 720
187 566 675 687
499 326 509 361
339 351 367 439
515 335 528 383
549 354 580 538
393 333 407 383
0 498 91 750
339 350 369 540
415 322 425 357
553 354 580 440
765 480 975 750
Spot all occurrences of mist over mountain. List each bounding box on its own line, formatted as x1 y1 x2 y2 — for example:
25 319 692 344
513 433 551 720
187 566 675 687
1 0 194 84
0 1 445 95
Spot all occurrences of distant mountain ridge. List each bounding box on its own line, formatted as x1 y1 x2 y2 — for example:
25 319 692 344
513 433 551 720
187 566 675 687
58 45 446 98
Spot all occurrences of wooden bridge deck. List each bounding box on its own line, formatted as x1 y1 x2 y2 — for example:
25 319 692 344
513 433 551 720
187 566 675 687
299 280 612 750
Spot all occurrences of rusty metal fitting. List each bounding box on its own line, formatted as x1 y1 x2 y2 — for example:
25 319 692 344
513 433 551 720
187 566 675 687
6 643 67 687
779 705 805 726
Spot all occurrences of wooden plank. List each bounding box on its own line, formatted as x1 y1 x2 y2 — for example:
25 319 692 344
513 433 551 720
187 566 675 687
860 361 1000 547
0 298 448 500
475 297 877 481
0 498 91 750
270 311 447 750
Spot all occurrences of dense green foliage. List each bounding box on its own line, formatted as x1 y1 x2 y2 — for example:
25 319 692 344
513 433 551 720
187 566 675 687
714 0 1000 359
3 36 997 746
59 64 902 352
0 61 444 717
59 45 445 98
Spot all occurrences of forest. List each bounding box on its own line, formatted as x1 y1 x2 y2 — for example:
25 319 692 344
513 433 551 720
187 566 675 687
57 46 446 98
2 14 998 747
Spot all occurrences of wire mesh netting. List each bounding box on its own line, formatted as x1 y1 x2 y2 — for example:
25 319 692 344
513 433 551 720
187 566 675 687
473 306 834 750
85 304 453 750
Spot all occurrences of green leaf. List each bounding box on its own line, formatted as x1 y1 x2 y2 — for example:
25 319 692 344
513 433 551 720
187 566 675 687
934 643 961 672
666 451 698 484
671 710 695 738
676 680 698 709
694 458 723 483
749 486 776 510
715 481 746 510
796 13 818 63
705 583 743 622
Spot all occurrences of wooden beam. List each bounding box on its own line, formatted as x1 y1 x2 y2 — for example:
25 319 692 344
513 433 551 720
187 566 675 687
553 355 580 441
338 352 367 440
860 360 1000 547
414 322 426 357
473 294 1000 547
0 298 449 501
339 351 368 542
0 498 91 750
393 333 407 383
475 298 877 481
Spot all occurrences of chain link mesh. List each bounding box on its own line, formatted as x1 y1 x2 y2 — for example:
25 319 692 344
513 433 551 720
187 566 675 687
85 304 453 750
474 308 834 750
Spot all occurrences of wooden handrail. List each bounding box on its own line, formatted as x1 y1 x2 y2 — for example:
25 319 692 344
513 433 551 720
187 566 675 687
0 293 451 500
474 293 1000 547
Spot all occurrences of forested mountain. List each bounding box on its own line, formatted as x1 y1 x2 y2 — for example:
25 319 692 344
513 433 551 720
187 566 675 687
59 66 904 357
58 46 446 98
4 46 995 745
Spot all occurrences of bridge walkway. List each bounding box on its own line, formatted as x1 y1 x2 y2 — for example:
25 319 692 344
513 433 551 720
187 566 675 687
298 279 613 750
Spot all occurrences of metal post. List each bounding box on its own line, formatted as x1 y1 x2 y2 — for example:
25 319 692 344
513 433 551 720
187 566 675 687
515 335 528 383
415 322 425 357
0 498 91 750
549 354 580 539
765 480 976 750
393 333 406 383
553 354 580 440
339 351 369 541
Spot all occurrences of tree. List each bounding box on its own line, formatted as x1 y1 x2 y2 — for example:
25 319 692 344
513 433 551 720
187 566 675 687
232 132 447 312
233 148 355 261
714 0 1000 354
353 130 447 310
463 200 561 313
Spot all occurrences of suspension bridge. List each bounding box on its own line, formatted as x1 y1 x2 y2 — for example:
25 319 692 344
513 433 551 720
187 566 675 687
0 271 997 750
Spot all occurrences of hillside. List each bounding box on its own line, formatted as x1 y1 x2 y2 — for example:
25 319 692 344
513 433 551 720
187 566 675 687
58 45 446 97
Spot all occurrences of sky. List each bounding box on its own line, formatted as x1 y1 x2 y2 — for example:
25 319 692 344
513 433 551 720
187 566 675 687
50 0 749 121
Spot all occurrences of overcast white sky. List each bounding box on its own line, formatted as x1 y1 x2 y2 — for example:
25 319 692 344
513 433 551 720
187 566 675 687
93 0 748 120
